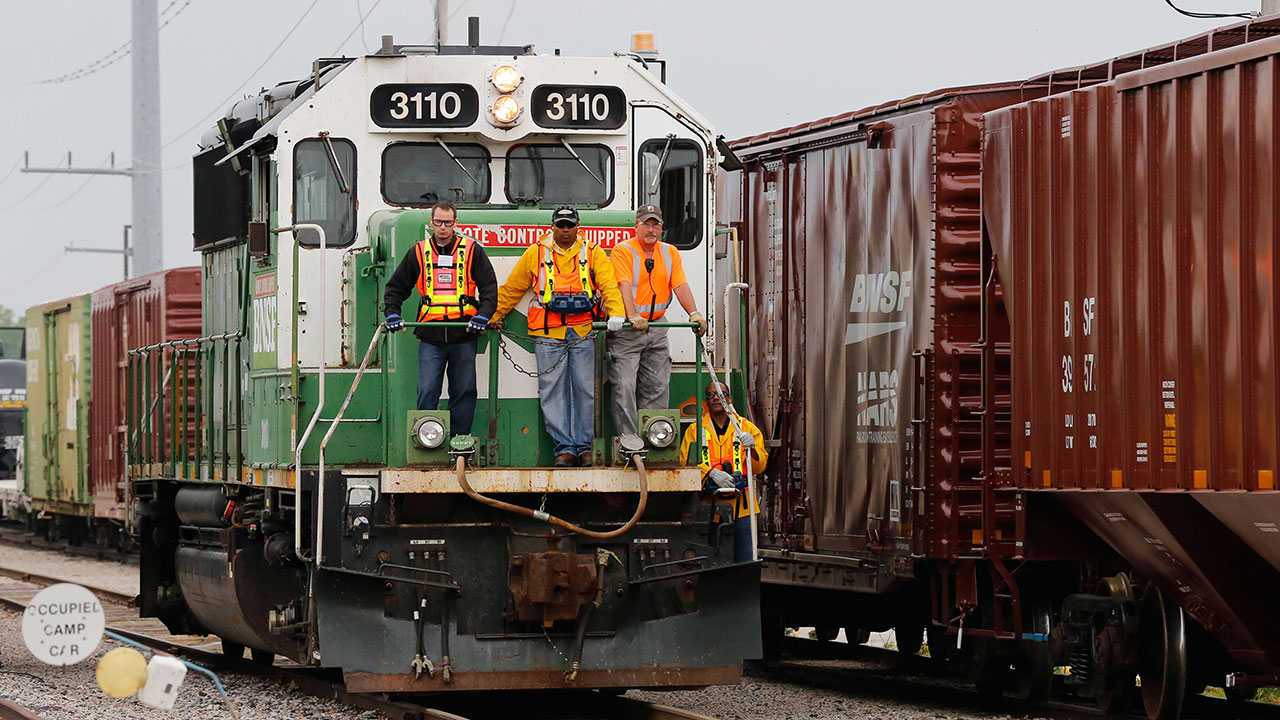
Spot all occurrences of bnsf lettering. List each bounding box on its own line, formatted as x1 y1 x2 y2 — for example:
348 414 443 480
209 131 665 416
849 271 912 313
253 296 277 355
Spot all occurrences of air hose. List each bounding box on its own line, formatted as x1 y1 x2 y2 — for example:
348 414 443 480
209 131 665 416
452 456 649 539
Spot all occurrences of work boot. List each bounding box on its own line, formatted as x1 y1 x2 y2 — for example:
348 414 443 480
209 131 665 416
579 451 593 467
554 452 579 468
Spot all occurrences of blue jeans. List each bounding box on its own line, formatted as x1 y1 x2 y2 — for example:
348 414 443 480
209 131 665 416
533 327 595 456
417 339 478 435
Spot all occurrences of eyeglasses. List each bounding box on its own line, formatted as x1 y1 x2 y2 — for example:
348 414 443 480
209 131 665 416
641 219 663 227
431 219 456 227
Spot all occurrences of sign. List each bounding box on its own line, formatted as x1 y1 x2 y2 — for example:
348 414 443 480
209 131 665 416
370 84 479 128
530 85 626 130
252 272 278 369
22 583 105 665
457 224 632 249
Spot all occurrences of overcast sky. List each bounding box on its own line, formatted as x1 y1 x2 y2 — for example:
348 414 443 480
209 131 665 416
0 1 1245 313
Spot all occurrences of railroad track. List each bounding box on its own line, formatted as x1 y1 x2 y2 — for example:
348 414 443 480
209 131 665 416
766 637 1280 720
0 524 136 565
0 569 716 720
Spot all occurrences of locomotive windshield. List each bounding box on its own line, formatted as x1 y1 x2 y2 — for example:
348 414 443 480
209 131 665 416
382 142 491 206
505 143 612 207
639 139 703 249
293 137 357 247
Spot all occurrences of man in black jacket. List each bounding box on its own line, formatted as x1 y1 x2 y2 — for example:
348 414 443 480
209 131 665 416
383 201 498 435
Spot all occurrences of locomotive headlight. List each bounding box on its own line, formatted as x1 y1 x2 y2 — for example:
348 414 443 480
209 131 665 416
491 65 522 93
645 418 676 448
415 418 446 449
491 95 522 124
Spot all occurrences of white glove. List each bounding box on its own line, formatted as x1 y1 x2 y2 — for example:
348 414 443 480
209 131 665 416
735 429 754 449
606 316 625 332
707 468 735 489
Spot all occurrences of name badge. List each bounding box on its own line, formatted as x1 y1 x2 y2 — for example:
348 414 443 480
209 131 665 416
436 255 455 267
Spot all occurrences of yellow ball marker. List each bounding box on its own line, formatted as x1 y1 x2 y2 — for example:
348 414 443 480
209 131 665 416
96 647 149 698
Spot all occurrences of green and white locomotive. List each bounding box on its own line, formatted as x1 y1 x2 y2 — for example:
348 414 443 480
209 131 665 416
130 23 759 692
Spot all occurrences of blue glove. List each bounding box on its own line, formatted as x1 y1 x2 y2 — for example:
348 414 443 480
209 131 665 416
467 315 489 333
385 313 404 333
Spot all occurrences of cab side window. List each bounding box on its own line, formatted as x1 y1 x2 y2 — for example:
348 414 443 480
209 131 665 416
293 137 356 248
639 139 703 249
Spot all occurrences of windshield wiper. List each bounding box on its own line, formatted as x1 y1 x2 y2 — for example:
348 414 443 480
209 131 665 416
648 133 676 194
434 135 481 186
319 131 350 194
558 137 604 186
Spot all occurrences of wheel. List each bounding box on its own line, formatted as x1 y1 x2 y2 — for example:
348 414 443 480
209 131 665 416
894 623 924 655
926 625 952 667
250 648 274 666
1138 586 1187 720
814 624 839 642
1095 574 1137 715
1009 593 1054 701
220 639 246 660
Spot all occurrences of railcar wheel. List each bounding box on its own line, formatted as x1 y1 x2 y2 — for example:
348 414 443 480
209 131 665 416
814 624 839 642
1095 574 1137 715
926 625 952 667
895 623 923 655
250 648 274 666
1138 586 1187 720
220 639 246 660
1010 593 1054 701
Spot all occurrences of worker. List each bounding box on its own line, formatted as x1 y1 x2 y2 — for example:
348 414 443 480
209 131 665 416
490 206 625 467
383 200 498 435
679 380 767 563
608 204 707 438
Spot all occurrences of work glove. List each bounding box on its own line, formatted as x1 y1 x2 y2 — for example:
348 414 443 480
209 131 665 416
627 314 649 332
735 428 755 450
707 468 735 490
689 311 708 338
385 313 404 333
467 315 489 333
606 316 625 333
488 317 505 330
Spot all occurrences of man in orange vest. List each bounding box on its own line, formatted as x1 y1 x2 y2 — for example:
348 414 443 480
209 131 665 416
679 381 767 563
490 206 625 467
383 200 498 435
609 204 707 438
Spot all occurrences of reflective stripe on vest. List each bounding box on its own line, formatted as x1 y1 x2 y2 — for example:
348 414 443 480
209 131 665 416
616 240 675 320
414 235 478 322
700 421 744 474
527 234 598 331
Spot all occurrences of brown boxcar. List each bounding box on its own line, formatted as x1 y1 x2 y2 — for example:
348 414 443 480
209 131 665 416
983 22 1280 680
89 268 201 533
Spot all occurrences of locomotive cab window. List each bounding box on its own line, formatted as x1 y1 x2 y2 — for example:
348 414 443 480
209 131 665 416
382 142 491 206
506 143 613 207
639 139 703 249
293 137 356 248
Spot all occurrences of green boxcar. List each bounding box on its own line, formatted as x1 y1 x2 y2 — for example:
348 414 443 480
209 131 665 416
24 294 92 516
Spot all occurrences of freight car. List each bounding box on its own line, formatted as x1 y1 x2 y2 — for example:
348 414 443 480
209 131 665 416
722 16 1280 720
21 269 201 546
0 326 26 520
127 21 757 692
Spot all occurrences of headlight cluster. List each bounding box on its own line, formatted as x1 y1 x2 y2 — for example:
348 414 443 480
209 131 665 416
645 418 676 448
489 64 523 126
415 418 446 449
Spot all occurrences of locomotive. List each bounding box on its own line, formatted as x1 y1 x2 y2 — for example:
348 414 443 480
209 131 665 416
724 16 1280 720
128 22 758 691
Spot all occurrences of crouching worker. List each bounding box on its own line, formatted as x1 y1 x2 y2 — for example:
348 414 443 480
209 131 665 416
489 206 625 467
679 381 767 563
383 200 498 435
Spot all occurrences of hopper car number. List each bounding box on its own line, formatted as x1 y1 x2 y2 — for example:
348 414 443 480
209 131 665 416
370 84 479 128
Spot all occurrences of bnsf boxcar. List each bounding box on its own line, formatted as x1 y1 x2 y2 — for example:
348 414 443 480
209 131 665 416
983 17 1280 716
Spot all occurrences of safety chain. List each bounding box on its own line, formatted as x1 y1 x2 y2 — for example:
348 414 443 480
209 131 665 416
542 624 572 665
495 328 598 378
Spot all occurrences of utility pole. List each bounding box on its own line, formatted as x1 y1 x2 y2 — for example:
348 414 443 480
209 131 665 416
66 225 132 281
436 0 448 45
1265 0 1280 15
23 0 162 277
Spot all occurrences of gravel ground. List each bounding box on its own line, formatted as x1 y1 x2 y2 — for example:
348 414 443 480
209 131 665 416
0 544 138 598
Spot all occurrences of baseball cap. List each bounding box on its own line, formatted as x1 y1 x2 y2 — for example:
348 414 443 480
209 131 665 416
552 205 580 227
636 204 663 223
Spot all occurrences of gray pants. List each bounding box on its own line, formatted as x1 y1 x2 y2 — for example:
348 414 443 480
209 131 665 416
607 326 671 438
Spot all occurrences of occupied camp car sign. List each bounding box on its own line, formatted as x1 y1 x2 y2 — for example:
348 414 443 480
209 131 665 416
22 583 105 665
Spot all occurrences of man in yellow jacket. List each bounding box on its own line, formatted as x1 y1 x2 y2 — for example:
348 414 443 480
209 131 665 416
491 206 625 467
679 381 767 562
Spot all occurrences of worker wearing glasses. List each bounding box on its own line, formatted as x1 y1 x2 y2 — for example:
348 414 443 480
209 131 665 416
383 200 498 435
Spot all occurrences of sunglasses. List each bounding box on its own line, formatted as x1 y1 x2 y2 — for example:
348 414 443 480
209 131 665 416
553 220 578 228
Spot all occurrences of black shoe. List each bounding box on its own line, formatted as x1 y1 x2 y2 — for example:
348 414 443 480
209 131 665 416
555 452 579 467
579 451 593 467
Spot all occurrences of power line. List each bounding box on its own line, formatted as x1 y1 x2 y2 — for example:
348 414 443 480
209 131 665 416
0 156 68 214
497 0 517 44
0 155 22 192
34 0 194 85
35 155 115 212
11 252 69 294
448 0 470 21
331 0 386 55
355 0 372 53
1162 0 1256 19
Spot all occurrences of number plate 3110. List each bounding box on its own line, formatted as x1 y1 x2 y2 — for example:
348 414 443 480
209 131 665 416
370 84 480 128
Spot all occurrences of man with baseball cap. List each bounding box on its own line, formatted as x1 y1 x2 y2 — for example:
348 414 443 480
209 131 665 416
491 205 625 467
608 204 707 439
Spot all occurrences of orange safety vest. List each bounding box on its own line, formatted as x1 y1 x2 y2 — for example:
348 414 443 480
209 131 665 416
526 235 599 332
612 238 679 321
414 235 479 322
